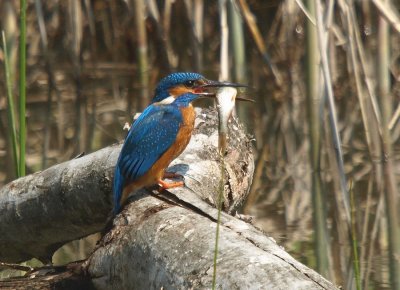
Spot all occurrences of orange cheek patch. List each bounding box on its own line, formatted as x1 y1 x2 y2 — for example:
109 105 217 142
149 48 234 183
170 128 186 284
169 85 193 96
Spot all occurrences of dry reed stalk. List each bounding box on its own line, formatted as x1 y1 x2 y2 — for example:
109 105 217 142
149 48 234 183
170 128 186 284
389 104 400 130
378 8 400 290
218 0 229 81
184 0 204 72
315 0 350 223
162 1 178 68
228 1 246 84
237 0 283 86
372 0 400 34
228 1 249 123
35 0 63 169
67 0 85 155
359 177 374 285
304 0 333 280
363 194 385 289
134 0 149 110
2 31 19 177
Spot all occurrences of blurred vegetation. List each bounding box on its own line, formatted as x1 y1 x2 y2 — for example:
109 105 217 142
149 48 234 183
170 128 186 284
1 0 400 289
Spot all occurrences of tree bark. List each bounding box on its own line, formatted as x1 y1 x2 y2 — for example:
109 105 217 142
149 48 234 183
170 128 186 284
0 107 252 263
85 190 338 289
0 108 338 289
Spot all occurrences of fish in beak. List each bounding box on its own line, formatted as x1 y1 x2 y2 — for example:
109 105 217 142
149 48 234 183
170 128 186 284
195 80 254 154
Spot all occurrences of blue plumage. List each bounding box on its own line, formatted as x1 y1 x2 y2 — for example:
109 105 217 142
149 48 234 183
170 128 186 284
113 165 124 214
113 104 183 214
113 72 247 214
112 71 228 214
120 105 182 179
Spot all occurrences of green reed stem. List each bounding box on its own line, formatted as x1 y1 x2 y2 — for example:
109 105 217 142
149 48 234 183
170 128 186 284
2 31 19 177
19 0 27 176
349 180 361 290
212 155 225 289
305 0 331 280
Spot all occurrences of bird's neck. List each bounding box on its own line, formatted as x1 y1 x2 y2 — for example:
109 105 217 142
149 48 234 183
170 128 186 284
173 93 198 107
179 104 195 126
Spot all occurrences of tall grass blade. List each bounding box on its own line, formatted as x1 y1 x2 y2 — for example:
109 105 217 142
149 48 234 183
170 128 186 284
18 0 27 176
212 155 225 290
2 31 19 178
349 180 361 290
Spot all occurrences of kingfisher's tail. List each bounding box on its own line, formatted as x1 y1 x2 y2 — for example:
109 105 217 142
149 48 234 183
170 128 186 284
113 165 125 215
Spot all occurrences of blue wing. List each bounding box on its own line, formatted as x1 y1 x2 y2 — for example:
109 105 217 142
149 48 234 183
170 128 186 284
113 104 182 213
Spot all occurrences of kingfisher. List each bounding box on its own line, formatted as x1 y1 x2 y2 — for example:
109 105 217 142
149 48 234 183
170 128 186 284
113 72 245 214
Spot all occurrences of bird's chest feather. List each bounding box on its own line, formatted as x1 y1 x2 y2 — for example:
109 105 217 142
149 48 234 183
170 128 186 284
172 105 195 154
147 105 195 178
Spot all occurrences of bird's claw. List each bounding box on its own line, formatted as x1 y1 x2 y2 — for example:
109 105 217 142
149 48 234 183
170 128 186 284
157 179 184 191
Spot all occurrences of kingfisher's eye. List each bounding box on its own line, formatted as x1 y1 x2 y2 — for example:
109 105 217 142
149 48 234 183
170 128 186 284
185 80 196 88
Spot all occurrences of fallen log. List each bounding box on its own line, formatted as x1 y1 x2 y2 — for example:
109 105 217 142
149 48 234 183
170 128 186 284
85 189 338 289
0 108 338 289
0 107 252 263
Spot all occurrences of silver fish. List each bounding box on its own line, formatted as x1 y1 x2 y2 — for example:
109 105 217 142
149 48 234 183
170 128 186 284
216 87 238 154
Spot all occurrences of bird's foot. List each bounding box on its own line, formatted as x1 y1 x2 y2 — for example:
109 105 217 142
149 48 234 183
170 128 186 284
158 179 184 191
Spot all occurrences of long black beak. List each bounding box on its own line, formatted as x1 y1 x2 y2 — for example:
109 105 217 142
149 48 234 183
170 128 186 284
201 80 248 88
198 80 254 102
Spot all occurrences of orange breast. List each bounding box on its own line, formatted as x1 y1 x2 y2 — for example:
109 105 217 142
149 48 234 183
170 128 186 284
121 104 196 204
147 104 195 179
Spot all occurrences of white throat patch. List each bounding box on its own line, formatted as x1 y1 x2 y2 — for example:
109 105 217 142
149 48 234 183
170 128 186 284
154 95 175 106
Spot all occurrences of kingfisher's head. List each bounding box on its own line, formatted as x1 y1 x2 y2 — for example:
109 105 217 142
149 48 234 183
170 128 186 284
152 72 247 106
152 72 207 104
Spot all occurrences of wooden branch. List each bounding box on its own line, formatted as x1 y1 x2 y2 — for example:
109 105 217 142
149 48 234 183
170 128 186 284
85 190 338 289
0 107 338 289
0 144 115 263
0 108 253 263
